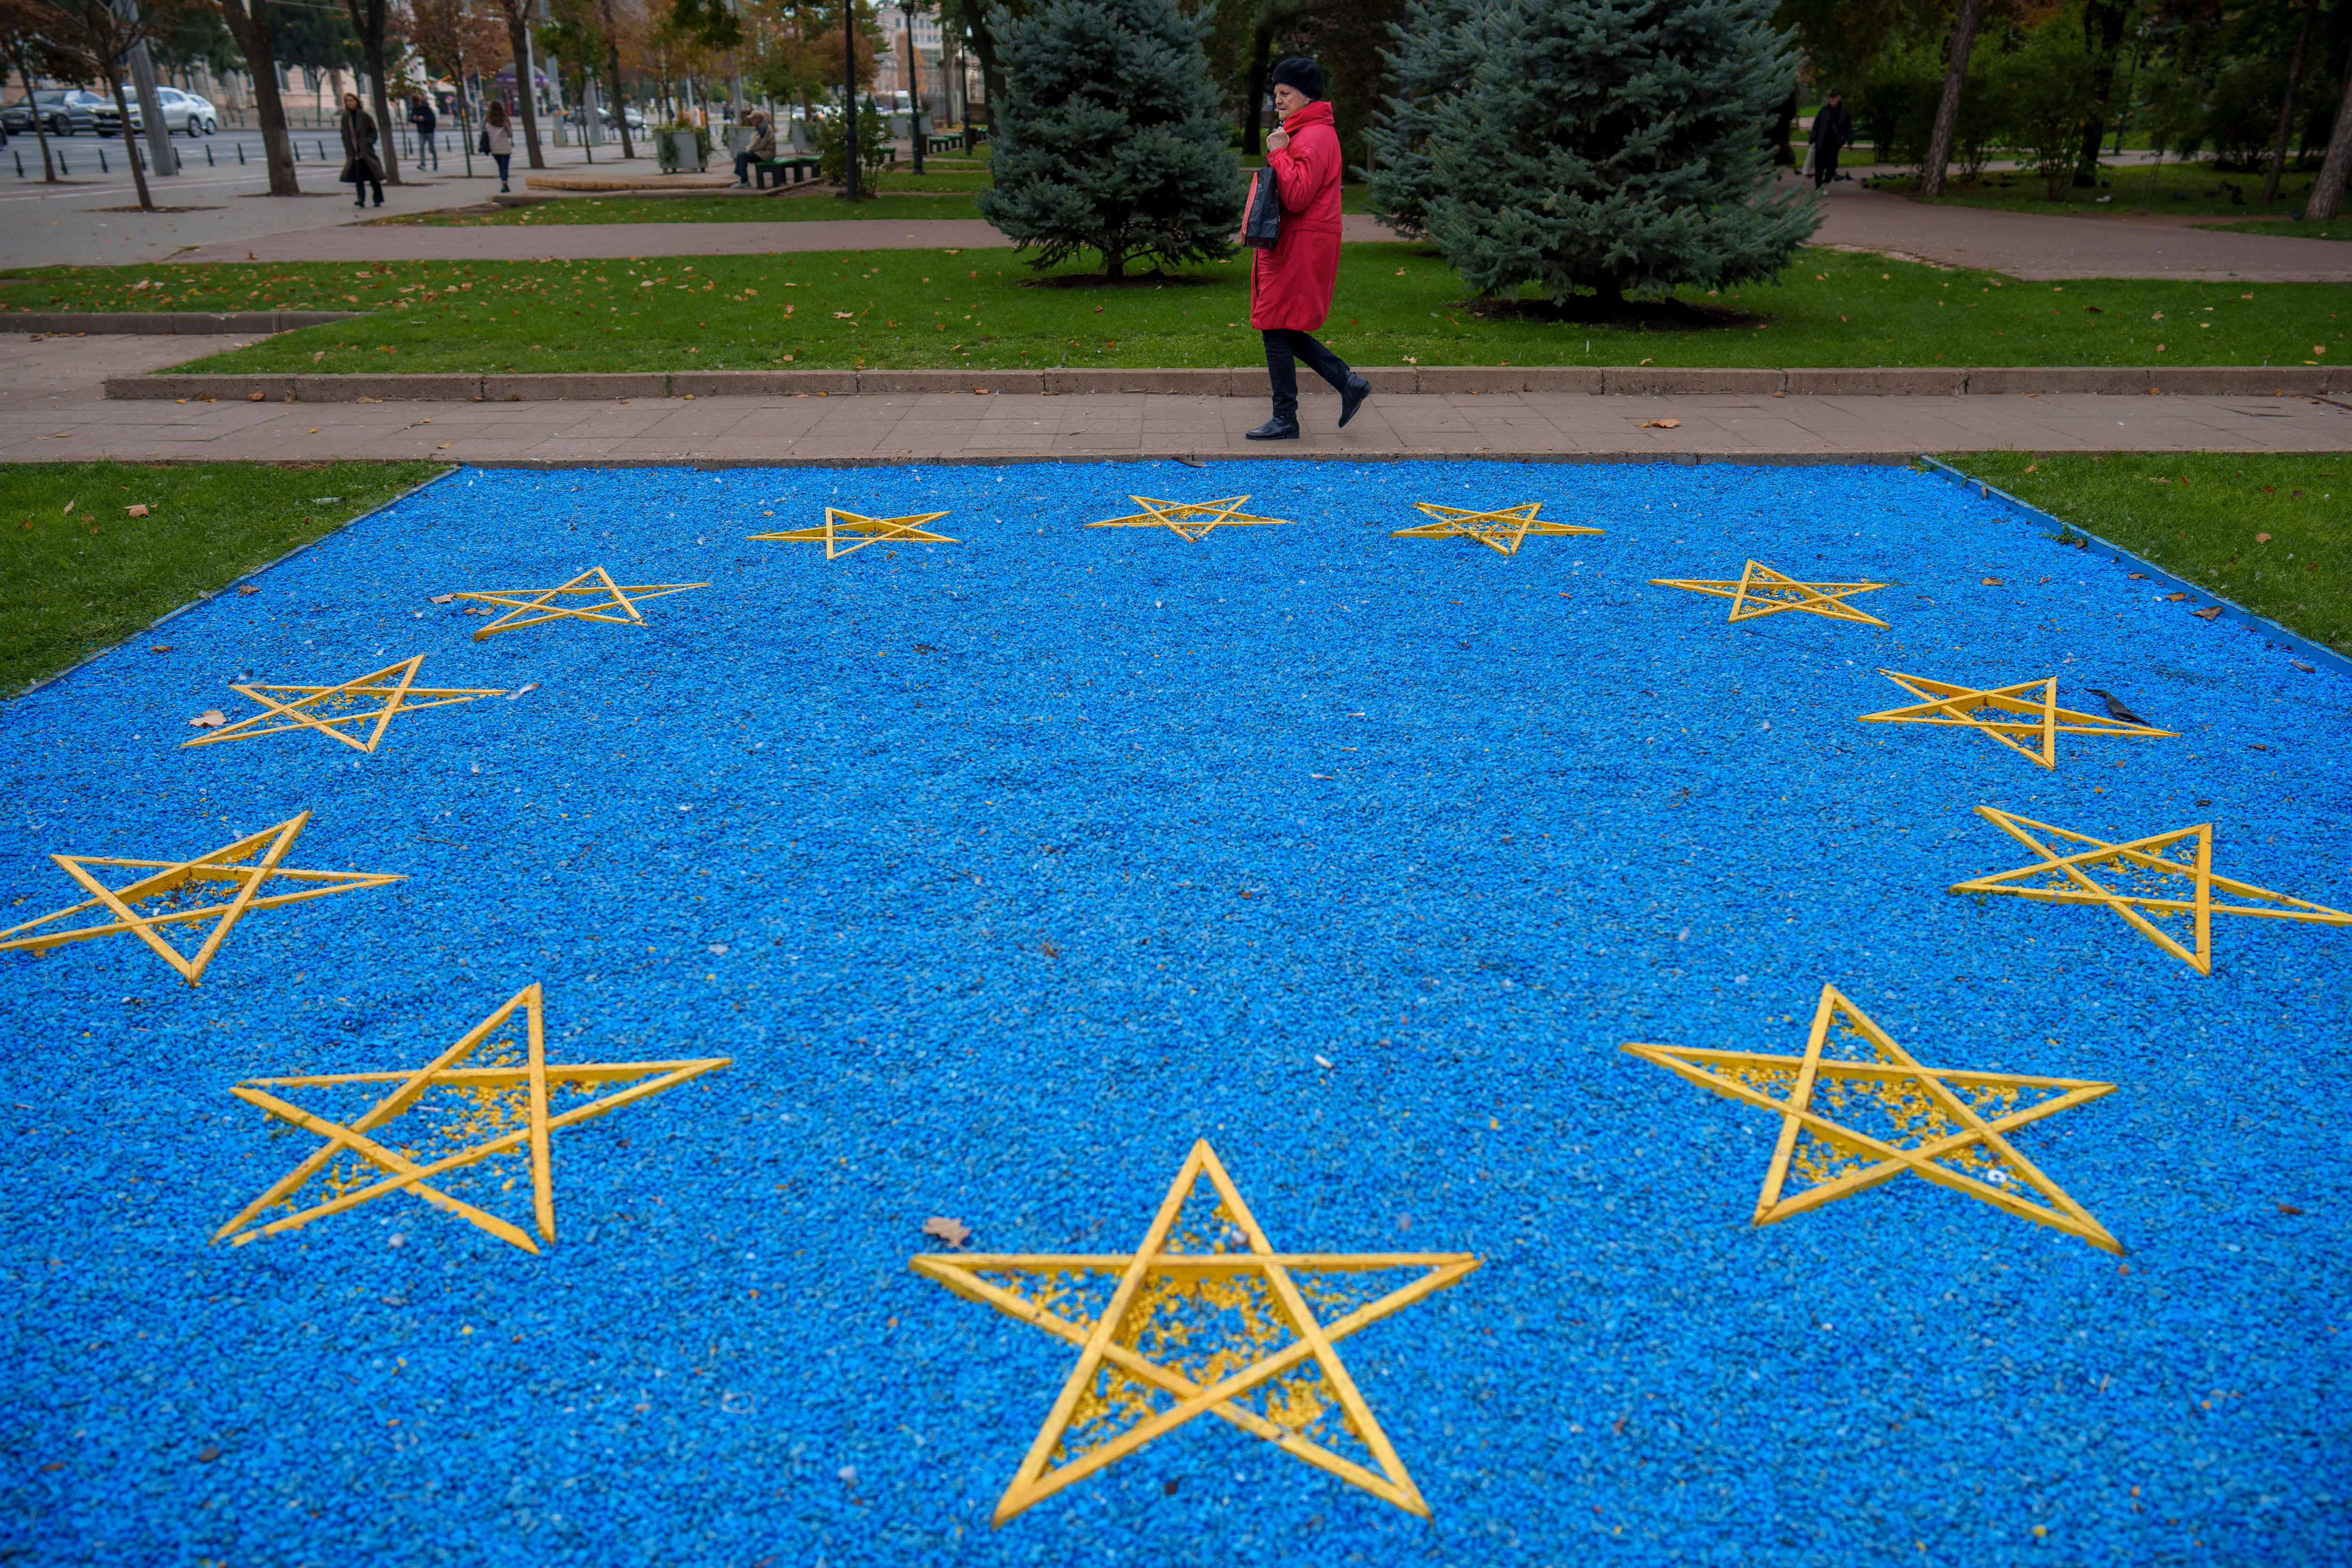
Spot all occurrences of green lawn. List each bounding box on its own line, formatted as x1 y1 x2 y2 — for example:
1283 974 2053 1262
7 247 2346 376
1945 451 2350 653
0 461 448 695
378 190 990 226
1874 158 2326 218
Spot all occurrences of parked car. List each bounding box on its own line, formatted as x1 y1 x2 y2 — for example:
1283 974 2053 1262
2 89 99 136
156 87 218 135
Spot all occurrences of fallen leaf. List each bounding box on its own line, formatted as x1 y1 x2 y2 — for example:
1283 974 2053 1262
832 311 855 319
196 1446 219 1463
1640 418 1681 429
2193 606 2223 621
2164 591 2188 602
237 584 258 596
2256 532 2273 543
429 594 454 604
505 682 538 700
148 645 172 654
1980 577 2003 586
921 1216 971 1249
2290 659 2315 672
2277 1203 2305 1215
2127 573 2148 581
2023 463 2040 473
61 500 74 516
125 503 149 517
2249 742 2268 751
2149 476 2172 485
188 709 227 729
247 390 266 402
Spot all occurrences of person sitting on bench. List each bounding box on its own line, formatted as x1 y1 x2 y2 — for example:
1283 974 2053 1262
734 111 776 186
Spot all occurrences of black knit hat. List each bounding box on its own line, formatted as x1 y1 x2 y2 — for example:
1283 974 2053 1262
1270 57 1324 101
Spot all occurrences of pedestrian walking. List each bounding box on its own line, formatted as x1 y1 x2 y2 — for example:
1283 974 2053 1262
1808 89 1853 191
484 100 514 192
408 92 439 171
339 91 385 208
1246 57 1369 442
733 109 775 185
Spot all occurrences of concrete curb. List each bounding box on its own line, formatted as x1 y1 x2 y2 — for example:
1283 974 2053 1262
1920 453 2351 677
101 363 2351 402
8 310 365 335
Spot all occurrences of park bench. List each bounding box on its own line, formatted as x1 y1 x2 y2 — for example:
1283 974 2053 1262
752 154 823 189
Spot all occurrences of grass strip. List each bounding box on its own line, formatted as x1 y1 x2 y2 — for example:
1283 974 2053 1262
1945 450 2349 653
1 460 448 696
6 247 2344 375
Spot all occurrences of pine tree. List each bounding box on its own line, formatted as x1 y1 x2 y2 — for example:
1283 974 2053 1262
1361 0 1479 239
974 0 1242 279
1372 0 1818 306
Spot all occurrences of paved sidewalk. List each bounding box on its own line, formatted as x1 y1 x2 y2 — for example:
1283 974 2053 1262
7 333 2348 465
146 177 2352 281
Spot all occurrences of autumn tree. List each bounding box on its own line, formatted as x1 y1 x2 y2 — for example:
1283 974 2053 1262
409 0 508 164
0 0 78 183
542 0 635 156
215 0 302 194
24 0 177 210
486 0 548 166
342 0 408 183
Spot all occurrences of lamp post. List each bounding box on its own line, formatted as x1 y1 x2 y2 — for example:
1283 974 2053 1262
898 0 922 175
841 0 859 199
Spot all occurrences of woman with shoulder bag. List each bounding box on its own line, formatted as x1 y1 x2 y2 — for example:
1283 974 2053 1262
1245 57 1368 441
484 100 513 193
339 91 385 208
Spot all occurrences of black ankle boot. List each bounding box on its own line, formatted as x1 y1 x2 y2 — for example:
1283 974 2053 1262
1246 416 1300 441
1338 374 1371 428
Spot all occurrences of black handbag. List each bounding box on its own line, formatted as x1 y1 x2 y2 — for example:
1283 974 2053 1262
1243 167 1280 249
478 129 492 155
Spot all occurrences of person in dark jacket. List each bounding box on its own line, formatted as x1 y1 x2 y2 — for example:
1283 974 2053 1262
340 91 385 207
408 93 439 170
1245 57 1369 441
1808 89 1853 190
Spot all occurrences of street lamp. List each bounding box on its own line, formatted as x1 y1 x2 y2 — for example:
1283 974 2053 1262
898 0 923 175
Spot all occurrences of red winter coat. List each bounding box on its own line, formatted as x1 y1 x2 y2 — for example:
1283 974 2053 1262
1249 100 1342 333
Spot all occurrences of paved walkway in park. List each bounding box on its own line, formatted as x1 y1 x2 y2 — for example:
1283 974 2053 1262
143 177 2352 281
8 331 2349 465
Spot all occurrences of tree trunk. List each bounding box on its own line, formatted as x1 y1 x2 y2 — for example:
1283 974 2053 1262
2307 43 2352 222
217 0 301 193
2265 0 2319 205
1242 30 1272 154
344 0 402 183
504 8 546 168
9 43 58 181
2072 0 2129 186
1920 0 1986 198
106 68 155 210
600 6 633 161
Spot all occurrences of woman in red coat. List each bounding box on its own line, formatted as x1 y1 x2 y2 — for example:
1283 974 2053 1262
1248 58 1370 440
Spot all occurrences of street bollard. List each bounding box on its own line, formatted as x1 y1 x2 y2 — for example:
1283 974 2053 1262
100 148 108 173
238 142 246 164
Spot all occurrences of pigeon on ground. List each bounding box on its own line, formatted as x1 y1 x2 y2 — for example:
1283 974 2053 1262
2086 687 2156 727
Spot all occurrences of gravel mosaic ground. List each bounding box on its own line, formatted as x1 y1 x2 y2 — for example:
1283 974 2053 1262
3 458 2347 1568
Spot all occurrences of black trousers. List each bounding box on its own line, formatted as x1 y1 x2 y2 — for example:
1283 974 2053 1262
352 172 383 203
1263 328 1352 421
1812 144 1840 188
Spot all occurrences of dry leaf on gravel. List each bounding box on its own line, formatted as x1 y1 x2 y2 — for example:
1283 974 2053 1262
429 594 454 604
148 645 172 654
921 1217 972 1249
2164 592 2188 602
237 584 258 596
2193 607 2224 621
2278 1203 2305 1215
1980 577 2003 586
188 709 226 729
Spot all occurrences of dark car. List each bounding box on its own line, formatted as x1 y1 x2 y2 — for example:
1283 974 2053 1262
2 89 99 136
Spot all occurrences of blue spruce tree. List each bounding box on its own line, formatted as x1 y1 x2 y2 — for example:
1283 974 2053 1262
975 0 1243 279
1369 0 1818 307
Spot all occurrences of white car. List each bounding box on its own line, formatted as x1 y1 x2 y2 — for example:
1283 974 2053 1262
156 87 217 135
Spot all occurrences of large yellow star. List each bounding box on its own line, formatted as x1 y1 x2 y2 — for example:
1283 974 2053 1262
1389 500 1602 556
1649 559 1890 627
0 812 401 985
1857 669 2177 769
1952 806 2352 974
1086 494 1288 541
182 654 506 755
216 983 729 1253
912 1139 1478 1524
1624 983 2121 1251
748 508 955 558
451 566 709 640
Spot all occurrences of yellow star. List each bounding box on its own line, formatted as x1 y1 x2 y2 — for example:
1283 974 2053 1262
215 983 729 1253
748 507 955 558
1389 500 1603 556
1624 983 2121 1251
912 1139 1479 1525
182 654 506 755
452 566 709 640
1952 806 2352 975
1857 669 2178 769
0 812 401 986
1649 559 1890 627
1086 494 1289 541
